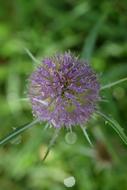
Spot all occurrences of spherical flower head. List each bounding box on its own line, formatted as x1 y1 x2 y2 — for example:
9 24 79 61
28 52 100 128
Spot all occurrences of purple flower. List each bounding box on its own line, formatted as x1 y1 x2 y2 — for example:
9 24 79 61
28 52 100 128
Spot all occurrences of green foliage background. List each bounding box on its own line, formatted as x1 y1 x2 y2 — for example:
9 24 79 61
0 0 127 189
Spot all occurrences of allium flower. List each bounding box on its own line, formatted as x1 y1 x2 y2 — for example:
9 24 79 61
28 52 100 128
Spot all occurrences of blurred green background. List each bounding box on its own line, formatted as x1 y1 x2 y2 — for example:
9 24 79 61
0 0 127 189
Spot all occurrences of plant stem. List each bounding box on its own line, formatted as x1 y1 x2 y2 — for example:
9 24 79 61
42 127 61 161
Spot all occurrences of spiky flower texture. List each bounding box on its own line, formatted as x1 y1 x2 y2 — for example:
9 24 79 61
28 52 100 128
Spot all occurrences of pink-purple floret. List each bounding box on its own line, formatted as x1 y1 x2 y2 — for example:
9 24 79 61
28 52 100 128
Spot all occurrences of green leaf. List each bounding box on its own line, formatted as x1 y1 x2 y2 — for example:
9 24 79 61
101 77 127 90
0 119 39 146
24 47 40 64
97 111 127 145
80 125 93 147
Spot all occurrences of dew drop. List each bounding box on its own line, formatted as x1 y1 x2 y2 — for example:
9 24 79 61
64 176 76 187
65 132 77 144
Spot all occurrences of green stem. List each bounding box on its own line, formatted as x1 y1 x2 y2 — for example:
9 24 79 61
42 127 61 161
0 119 39 146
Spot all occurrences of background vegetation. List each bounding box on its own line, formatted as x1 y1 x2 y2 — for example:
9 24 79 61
0 0 127 189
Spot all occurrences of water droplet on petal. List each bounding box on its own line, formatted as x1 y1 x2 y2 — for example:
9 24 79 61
65 132 77 144
64 176 76 187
